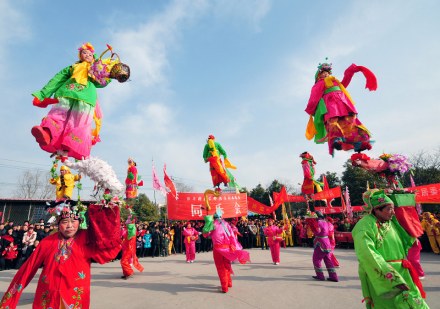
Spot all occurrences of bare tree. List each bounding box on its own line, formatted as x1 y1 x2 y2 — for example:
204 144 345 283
14 170 54 199
174 180 194 193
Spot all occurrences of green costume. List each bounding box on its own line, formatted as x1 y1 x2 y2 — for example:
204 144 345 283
352 214 429 308
32 66 107 107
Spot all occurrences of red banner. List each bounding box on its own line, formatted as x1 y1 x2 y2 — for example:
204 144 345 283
248 197 276 215
315 206 364 214
412 183 440 204
167 192 247 220
273 192 306 203
312 186 342 201
273 188 341 204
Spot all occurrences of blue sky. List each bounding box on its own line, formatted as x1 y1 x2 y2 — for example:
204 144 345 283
0 0 439 204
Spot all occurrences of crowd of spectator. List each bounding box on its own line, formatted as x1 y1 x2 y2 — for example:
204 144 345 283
1 211 439 271
0 220 55 270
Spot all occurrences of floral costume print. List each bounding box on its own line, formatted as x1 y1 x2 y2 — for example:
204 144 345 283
125 162 139 199
0 205 121 309
305 63 376 156
352 215 429 308
32 44 108 160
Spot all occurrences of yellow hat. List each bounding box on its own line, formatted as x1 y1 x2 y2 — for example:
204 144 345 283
60 165 71 172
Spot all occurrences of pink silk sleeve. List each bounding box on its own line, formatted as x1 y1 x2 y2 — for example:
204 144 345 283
302 162 312 179
305 81 325 115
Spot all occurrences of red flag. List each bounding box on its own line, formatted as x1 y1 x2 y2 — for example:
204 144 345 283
323 175 329 190
164 164 178 199
273 186 288 208
322 175 333 207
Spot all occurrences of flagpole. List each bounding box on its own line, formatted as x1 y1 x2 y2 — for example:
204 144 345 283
152 157 157 205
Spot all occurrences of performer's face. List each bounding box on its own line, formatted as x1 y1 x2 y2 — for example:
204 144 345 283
318 71 329 80
58 218 79 239
373 204 395 222
80 49 94 63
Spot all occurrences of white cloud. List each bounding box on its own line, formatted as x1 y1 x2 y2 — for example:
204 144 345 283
107 0 208 89
212 0 271 31
0 1 30 79
0 1 29 41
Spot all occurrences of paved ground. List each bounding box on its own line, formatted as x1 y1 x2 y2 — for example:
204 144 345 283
0 247 438 308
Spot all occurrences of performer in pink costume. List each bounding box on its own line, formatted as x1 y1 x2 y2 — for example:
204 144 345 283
264 218 284 265
310 212 339 282
203 211 250 293
326 217 340 267
305 62 376 156
182 222 198 263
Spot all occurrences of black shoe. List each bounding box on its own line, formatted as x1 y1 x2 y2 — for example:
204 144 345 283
312 276 325 281
121 275 132 280
327 278 339 282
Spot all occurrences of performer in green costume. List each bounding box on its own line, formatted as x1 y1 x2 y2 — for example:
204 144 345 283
352 189 429 308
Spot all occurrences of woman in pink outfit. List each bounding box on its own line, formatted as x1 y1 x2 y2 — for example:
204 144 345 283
264 219 284 265
182 222 198 263
203 212 250 293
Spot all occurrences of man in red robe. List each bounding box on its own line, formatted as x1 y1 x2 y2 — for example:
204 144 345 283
0 203 121 309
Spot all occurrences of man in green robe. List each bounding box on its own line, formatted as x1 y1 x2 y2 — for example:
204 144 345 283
352 189 429 308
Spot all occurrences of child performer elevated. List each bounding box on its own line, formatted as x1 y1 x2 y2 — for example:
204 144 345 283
31 43 111 160
305 61 376 156
203 210 250 293
0 202 121 308
202 135 237 191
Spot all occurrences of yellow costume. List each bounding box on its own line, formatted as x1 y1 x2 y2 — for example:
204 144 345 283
421 212 440 254
169 229 175 255
284 223 294 247
49 166 81 200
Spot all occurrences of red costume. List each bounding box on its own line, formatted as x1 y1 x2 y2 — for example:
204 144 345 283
125 159 139 199
120 223 144 278
0 205 121 308
2 245 18 260
202 135 237 189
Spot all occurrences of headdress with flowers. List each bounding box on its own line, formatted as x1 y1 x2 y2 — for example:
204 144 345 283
315 58 332 81
46 200 84 224
78 42 95 59
379 153 412 176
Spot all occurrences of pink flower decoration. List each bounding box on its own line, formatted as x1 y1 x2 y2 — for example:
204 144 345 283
385 272 394 280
